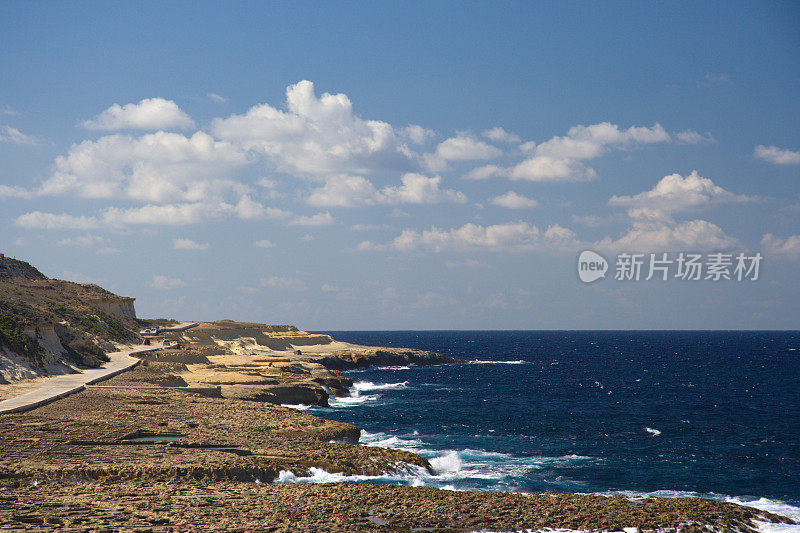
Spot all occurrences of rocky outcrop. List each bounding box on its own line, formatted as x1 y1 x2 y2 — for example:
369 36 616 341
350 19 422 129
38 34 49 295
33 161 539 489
220 383 330 406
318 348 463 370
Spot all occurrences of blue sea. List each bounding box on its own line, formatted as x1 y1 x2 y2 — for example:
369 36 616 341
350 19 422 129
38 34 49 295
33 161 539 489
290 331 800 525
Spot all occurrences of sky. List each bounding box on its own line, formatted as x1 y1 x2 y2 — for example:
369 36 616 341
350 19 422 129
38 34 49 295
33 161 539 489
1 1 798 330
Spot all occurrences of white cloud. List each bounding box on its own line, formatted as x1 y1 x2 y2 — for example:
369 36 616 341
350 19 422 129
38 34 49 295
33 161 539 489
479 122 670 182
14 211 99 230
57 234 104 247
0 125 41 146
463 164 508 180
483 127 520 143
149 275 187 289
13 198 293 231
82 98 194 130
675 130 715 144
39 131 248 202
207 93 227 103
307 173 466 207
595 219 741 253
425 134 503 171
754 145 800 165
254 239 275 249
211 80 417 175
288 212 334 226
359 221 578 252
101 202 221 226
1 105 18 116
0 184 34 199
233 195 291 220
381 173 466 204
510 156 598 182
761 234 800 257
608 171 754 215
173 238 210 250
402 125 435 144
307 175 381 207
490 191 538 209
260 275 307 291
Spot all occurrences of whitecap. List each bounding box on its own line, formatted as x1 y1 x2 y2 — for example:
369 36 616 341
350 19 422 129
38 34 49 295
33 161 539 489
352 380 409 392
430 451 463 473
598 490 800 532
645 427 661 436
281 403 312 410
469 359 529 365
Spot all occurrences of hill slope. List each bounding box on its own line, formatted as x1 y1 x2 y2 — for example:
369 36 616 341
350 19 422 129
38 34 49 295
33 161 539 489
0 256 139 381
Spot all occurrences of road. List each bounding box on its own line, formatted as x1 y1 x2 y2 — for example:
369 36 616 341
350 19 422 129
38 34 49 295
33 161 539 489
0 345 160 415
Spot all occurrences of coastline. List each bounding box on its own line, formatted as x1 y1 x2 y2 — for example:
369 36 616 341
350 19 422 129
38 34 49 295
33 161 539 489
1 323 797 531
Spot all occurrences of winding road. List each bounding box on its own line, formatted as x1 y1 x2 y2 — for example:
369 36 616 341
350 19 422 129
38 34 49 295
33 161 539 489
0 345 160 415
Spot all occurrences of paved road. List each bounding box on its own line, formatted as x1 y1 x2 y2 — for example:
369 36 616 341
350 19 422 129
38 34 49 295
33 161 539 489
0 345 160 415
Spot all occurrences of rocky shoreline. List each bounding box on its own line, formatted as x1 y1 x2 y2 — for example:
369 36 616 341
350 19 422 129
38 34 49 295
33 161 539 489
0 321 796 531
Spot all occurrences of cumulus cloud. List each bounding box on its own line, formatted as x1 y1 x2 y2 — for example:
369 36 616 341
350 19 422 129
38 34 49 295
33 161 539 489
595 219 741 253
608 171 754 216
510 156 597 182
754 145 800 165
260 275 307 291
359 221 578 252
211 80 417 175
598 172 751 252
402 125 435 144
307 173 466 207
425 133 503 171
469 122 670 182
381 173 466 204
149 275 187 289
463 164 508 180
307 175 381 207
38 131 248 202
761 234 800 257
207 93 227 103
254 239 275 249
490 191 538 209
82 98 195 130
483 127 521 143
0 125 42 146
173 238 210 250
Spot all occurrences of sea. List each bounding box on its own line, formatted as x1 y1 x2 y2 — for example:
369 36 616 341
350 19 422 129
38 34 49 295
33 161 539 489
284 331 800 529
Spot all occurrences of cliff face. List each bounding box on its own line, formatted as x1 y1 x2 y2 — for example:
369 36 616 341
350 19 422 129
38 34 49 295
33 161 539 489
89 298 137 320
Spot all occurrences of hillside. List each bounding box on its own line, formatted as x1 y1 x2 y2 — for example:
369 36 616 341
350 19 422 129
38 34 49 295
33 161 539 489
0 255 140 382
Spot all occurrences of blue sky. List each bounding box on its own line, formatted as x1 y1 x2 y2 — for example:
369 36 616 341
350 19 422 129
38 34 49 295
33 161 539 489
1 1 798 329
